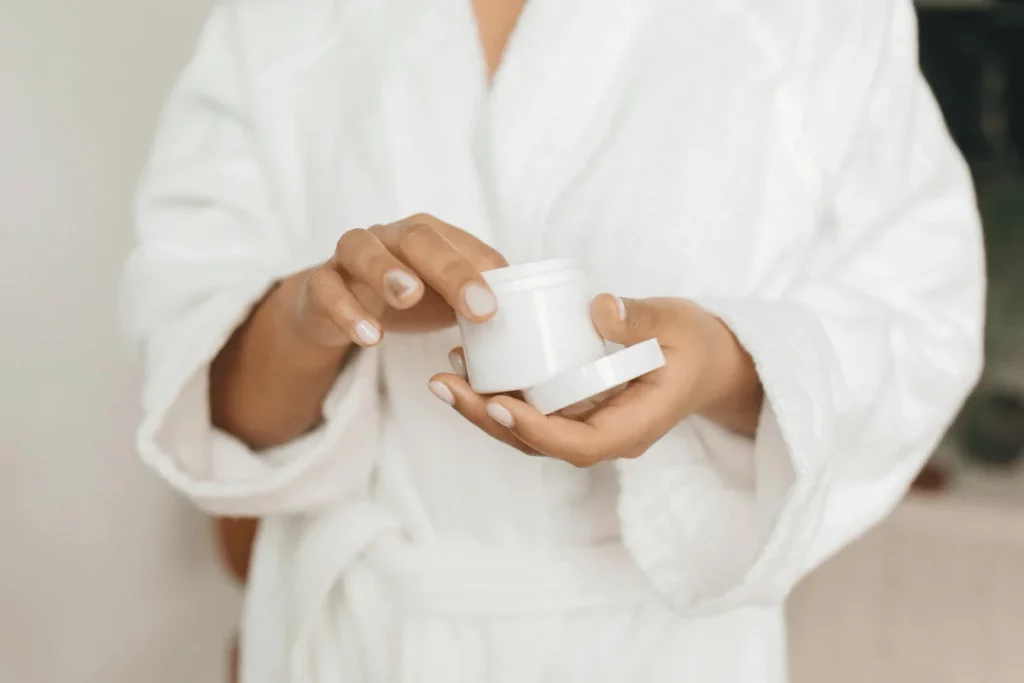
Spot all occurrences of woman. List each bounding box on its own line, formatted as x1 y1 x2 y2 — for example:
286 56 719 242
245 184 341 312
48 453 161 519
121 0 986 681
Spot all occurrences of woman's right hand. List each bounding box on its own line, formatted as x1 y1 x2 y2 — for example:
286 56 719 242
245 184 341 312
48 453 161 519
289 214 507 348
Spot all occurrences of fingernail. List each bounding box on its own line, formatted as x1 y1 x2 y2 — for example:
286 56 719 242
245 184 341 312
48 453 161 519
613 296 627 322
448 350 467 379
384 269 419 301
354 320 381 345
429 380 455 406
486 402 514 428
463 283 497 317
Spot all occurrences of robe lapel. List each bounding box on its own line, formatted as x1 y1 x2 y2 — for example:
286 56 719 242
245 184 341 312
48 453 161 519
370 0 649 261
485 0 647 262
378 0 497 246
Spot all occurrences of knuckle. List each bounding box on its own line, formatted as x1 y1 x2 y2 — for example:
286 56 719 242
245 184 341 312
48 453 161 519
438 255 472 283
335 228 368 255
366 223 389 239
405 212 436 226
305 268 337 308
365 252 393 276
398 221 436 251
306 266 332 292
566 449 598 469
566 457 591 470
626 308 652 335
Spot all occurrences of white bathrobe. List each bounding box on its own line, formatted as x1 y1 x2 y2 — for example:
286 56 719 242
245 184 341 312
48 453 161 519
121 0 986 681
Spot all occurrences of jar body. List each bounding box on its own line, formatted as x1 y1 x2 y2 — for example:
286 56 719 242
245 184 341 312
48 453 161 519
457 260 606 395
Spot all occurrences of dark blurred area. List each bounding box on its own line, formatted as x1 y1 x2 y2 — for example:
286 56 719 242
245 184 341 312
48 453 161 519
916 1 1024 485
919 2 1024 166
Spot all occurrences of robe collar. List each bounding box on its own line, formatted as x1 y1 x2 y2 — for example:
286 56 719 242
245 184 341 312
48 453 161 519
382 0 648 262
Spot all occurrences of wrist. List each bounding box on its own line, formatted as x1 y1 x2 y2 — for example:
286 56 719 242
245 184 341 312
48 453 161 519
209 272 355 450
696 313 763 437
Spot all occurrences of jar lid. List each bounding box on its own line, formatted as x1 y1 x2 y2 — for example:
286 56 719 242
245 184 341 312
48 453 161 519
522 339 667 415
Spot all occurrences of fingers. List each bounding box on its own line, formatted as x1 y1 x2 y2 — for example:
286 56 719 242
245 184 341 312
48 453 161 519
371 217 500 322
332 214 506 329
432 293 690 467
303 266 382 347
394 214 509 273
334 229 424 310
582 378 677 437
591 294 671 347
448 347 467 379
440 340 671 466
482 378 676 467
428 374 536 455
443 345 596 416
481 397 618 466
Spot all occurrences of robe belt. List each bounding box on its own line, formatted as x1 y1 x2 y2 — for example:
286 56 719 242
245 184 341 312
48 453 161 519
374 539 657 615
288 498 657 681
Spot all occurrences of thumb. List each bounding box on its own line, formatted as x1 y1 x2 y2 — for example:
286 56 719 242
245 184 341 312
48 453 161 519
591 294 666 346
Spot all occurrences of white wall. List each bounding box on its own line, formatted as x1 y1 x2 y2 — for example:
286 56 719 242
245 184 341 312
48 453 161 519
0 2 240 682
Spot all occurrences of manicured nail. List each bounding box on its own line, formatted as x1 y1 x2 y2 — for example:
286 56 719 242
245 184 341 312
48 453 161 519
429 380 454 406
448 350 467 379
384 269 419 301
613 296 627 322
486 402 514 428
463 283 497 317
354 320 381 345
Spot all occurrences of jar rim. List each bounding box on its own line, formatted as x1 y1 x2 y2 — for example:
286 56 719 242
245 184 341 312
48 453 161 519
481 258 585 292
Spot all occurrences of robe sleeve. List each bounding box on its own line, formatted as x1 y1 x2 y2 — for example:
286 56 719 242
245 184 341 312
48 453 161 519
119 6 379 518
616 0 985 613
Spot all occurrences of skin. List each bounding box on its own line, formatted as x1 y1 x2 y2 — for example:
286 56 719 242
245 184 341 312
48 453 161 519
211 210 763 459
210 1 523 450
210 214 507 449
210 10 762 676
432 295 764 467
473 0 527 79
210 1 764 458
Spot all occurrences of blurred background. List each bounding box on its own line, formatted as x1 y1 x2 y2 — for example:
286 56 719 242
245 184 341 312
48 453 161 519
0 1 1021 682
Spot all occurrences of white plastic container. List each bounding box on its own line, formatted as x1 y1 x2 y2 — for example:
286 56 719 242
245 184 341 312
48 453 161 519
457 258 666 415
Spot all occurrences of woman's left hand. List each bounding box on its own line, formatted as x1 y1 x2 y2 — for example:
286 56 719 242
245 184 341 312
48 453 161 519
429 295 764 467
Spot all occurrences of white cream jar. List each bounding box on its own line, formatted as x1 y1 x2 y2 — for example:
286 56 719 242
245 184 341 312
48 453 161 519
457 258 665 414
